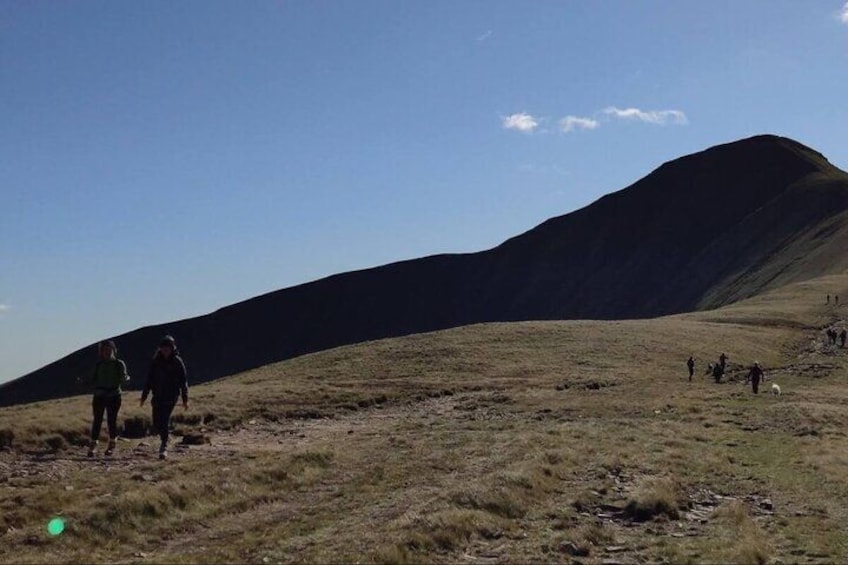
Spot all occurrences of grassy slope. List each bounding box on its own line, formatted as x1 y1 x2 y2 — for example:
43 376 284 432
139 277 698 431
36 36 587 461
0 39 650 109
2 273 848 564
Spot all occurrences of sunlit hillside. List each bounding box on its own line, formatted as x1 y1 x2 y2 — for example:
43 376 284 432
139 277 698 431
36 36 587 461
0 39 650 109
2 272 848 564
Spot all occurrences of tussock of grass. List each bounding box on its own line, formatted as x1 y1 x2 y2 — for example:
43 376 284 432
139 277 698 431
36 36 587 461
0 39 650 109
450 487 528 519
624 477 684 522
712 500 773 564
389 508 507 559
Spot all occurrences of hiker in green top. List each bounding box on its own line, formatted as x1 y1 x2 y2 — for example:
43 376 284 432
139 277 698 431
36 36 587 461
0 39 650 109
79 340 130 457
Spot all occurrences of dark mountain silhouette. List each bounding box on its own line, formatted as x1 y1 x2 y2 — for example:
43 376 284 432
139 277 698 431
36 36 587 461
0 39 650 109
4 134 848 406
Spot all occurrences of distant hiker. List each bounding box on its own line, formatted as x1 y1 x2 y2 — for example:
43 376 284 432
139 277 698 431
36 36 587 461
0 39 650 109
712 362 724 383
140 335 189 460
827 329 838 345
78 340 130 457
747 362 764 394
841 329 847 348
827 294 831 305
686 356 695 381
719 352 728 371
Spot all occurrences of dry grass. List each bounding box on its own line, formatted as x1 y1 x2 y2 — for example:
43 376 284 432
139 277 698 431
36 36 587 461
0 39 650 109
1 273 848 563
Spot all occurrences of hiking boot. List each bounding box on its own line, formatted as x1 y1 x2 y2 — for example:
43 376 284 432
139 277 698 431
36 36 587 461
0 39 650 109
158 444 168 460
87 441 97 458
105 440 117 457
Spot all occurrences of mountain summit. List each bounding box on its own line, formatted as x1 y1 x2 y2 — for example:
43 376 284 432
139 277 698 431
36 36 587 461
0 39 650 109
4 134 848 406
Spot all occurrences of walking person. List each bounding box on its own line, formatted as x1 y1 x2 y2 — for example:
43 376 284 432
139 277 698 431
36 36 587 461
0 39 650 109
712 362 724 384
686 356 695 382
828 329 838 345
747 361 764 394
79 340 130 457
139 335 189 460
840 329 847 348
827 294 831 305
719 352 728 371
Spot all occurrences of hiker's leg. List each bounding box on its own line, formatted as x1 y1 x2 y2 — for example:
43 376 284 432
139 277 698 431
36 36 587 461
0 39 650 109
90 395 106 442
151 402 164 445
159 401 177 448
106 395 121 440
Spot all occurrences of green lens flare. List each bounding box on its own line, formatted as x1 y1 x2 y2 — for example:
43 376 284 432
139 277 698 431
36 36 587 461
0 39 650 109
47 517 65 536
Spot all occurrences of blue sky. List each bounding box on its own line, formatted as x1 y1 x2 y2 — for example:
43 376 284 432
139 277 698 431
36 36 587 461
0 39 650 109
2 1 848 383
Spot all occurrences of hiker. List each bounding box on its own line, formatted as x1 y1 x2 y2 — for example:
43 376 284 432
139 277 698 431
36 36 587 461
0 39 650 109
712 362 724 383
140 335 189 460
827 294 831 305
686 356 695 381
79 340 130 457
747 361 764 394
719 352 728 371
841 329 847 348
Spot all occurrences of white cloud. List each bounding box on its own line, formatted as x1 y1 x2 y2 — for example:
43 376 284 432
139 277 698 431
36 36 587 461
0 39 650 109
559 115 600 133
477 30 493 41
0 304 9 314
502 112 539 133
841 2 848 23
603 106 689 125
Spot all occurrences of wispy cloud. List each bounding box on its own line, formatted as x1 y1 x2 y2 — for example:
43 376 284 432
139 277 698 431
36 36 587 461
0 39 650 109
502 112 539 133
841 2 848 23
559 115 600 133
476 30 493 41
0 304 9 315
603 106 688 125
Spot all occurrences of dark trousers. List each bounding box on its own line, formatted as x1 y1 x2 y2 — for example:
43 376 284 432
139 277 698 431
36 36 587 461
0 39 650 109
752 378 760 394
688 367 694 381
152 400 177 447
91 394 122 441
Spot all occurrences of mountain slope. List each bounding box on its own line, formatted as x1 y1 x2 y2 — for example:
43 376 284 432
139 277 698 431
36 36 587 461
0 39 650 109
3 134 848 406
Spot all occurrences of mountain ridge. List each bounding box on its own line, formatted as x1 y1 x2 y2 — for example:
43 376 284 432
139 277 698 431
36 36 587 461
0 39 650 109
3 134 848 406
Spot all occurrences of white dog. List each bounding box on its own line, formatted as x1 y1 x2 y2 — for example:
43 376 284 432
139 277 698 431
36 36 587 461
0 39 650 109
771 383 781 396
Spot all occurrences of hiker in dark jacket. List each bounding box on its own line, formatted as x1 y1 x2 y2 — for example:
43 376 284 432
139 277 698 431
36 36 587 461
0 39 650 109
712 362 724 383
140 335 189 460
686 356 695 381
79 340 130 457
747 361 764 394
840 329 847 348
